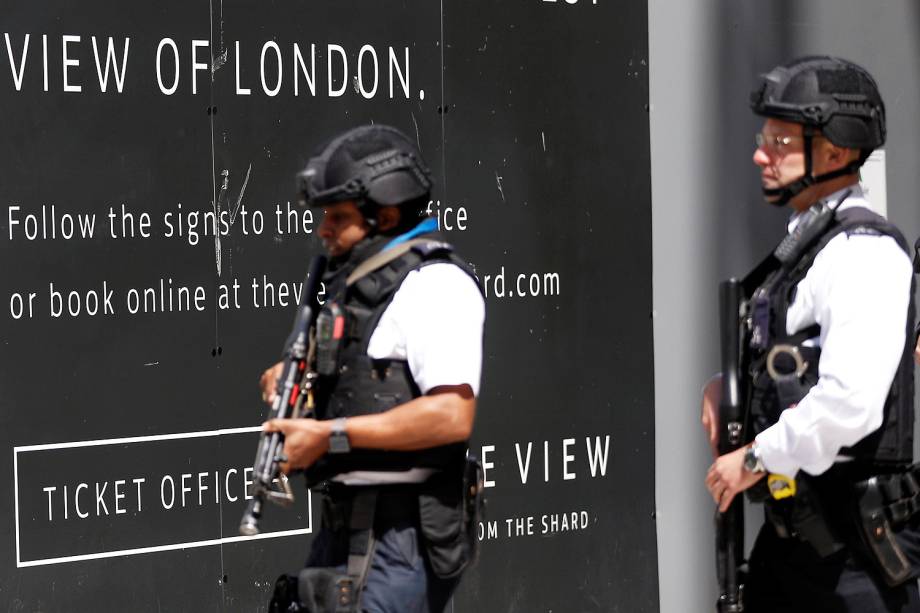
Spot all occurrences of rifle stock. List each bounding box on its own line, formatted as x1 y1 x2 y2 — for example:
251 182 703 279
716 278 745 612
239 254 328 536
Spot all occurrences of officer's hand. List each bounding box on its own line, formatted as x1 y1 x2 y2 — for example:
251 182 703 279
262 418 330 474
701 376 721 460
914 336 920 365
259 362 284 405
705 446 764 513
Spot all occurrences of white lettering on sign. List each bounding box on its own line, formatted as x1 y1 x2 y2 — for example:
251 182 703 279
479 434 613 488
14 427 313 568
2 34 418 99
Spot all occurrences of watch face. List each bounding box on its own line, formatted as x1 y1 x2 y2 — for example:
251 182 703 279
744 448 757 472
329 432 350 454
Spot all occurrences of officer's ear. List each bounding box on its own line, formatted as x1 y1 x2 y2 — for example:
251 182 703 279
376 207 401 232
820 139 859 172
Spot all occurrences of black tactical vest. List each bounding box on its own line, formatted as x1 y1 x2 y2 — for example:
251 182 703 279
747 206 916 468
307 233 481 480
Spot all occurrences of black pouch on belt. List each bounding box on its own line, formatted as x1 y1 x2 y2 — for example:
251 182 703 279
418 454 484 579
790 476 846 558
853 477 913 586
764 475 845 558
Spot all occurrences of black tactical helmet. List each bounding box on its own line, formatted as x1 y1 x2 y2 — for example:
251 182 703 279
751 56 885 150
750 56 885 204
296 125 432 214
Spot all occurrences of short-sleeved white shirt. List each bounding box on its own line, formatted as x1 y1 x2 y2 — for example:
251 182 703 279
333 260 484 485
367 262 485 395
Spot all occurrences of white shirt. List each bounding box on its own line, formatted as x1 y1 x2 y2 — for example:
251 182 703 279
334 261 485 485
755 184 913 477
368 262 485 396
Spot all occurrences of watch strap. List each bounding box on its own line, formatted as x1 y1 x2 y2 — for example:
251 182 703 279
328 418 351 454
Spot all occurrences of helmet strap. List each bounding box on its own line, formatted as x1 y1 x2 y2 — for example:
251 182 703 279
762 127 864 206
356 199 379 234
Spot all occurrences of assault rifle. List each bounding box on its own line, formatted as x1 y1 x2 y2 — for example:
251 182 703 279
715 278 746 612
239 255 327 536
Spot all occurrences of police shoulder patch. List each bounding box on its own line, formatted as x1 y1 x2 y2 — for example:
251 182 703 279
844 225 882 238
411 240 454 258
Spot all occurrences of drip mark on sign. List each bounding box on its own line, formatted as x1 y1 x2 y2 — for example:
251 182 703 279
211 165 253 277
410 112 421 151
229 164 252 226
144 361 160 367
477 36 488 52
495 172 505 202
541 131 546 152
214 171 229 276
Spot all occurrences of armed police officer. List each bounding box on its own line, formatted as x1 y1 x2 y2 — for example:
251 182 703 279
260 124 485 612
701 57 920 611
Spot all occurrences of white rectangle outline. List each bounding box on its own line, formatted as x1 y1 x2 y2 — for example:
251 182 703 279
14 426 312 568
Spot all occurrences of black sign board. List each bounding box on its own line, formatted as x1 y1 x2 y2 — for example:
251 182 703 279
0 1 657 610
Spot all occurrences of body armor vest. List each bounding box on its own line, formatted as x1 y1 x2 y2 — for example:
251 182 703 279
747 205 916 468
307 233 481 480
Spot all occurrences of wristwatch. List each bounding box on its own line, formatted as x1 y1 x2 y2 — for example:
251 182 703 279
328 418 351 454
743 443 765 474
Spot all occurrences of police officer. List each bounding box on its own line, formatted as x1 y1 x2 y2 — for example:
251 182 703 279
260 124 485 612
701 57 920 611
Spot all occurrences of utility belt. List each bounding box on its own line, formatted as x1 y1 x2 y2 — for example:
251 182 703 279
759 463 920 586
269 456 484 612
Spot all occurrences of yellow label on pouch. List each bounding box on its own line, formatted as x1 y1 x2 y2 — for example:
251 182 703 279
768 474 797 500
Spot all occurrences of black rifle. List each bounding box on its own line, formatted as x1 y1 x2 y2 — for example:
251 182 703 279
715 278 746 612
240 255 328 536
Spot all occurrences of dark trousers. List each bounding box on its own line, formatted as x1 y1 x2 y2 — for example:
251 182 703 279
745 523 920 612
303 491 459 613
